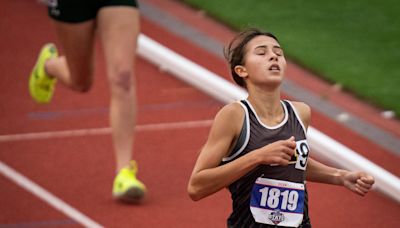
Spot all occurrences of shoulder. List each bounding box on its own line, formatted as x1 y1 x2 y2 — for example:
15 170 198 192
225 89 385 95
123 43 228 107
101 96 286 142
214 102 245 126
211 101 245 136
288 101 311 129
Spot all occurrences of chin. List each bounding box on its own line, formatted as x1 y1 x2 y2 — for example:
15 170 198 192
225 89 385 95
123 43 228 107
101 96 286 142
268 74 284 82
262 78 283 89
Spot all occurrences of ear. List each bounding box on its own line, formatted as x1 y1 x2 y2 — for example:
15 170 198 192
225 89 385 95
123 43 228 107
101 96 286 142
234 65 248 78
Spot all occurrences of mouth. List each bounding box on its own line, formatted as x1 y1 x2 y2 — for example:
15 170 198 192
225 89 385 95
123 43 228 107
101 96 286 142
268 64 280 72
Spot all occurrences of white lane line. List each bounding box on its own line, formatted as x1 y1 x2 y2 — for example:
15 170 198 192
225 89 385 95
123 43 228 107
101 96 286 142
0 161 103 228
0 120 213 143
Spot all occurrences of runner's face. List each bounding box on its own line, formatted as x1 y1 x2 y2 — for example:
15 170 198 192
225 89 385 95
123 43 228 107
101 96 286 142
240 35 286 88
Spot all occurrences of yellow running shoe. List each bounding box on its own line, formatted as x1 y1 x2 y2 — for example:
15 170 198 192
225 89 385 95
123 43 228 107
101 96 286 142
113 160 146 203
29 43 58 103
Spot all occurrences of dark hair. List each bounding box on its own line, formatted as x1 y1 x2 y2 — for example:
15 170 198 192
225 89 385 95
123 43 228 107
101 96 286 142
224 28 279 88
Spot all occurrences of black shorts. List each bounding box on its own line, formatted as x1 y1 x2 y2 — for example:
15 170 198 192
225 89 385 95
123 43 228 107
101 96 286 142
47 0 138 23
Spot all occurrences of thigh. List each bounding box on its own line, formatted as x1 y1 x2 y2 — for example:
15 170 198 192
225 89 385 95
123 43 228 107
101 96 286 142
97 5 140 79
53 20 96 83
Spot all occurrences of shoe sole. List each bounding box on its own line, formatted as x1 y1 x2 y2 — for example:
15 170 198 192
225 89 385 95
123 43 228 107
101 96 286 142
29 43 57 103
114 186 146 204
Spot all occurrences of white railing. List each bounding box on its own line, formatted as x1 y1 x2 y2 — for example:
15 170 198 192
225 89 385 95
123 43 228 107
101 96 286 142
137 34 400 204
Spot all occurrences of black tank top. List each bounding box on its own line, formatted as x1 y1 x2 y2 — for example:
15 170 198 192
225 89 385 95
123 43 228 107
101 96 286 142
220 100 311 228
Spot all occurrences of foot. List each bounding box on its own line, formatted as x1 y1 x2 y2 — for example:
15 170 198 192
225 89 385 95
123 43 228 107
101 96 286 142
112 160 146 203
29 43 58 103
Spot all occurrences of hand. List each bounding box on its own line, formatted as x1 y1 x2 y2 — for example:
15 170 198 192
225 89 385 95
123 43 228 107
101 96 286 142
256 136 296 166
342 171 375 196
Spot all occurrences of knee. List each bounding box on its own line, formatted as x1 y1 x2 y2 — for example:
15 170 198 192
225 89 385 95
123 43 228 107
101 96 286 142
68 68 93 93
109 70 135 96
70 81 92 93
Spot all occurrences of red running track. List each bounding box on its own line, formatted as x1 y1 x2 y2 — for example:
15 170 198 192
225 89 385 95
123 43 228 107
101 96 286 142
0 0 399 227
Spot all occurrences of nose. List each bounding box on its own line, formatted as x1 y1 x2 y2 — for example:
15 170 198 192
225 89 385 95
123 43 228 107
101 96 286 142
269 52 278 61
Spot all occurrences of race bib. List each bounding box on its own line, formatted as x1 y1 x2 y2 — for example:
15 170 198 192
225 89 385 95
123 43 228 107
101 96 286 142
294 140 309 170
250 178 305 227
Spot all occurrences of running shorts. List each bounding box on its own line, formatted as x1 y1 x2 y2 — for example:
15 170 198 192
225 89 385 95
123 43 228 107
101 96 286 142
47 0 138 23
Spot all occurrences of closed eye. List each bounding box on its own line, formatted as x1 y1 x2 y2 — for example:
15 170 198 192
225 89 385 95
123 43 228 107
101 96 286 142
273 46 283 56
256 51 266 55
254 45 283 56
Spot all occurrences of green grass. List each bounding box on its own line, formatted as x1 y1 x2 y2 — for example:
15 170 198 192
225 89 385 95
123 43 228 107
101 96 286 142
182 0 400 117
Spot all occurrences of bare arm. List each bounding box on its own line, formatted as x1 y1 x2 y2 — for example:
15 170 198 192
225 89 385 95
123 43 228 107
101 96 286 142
306 158 374 196
292 101 375 196
187 103 296 201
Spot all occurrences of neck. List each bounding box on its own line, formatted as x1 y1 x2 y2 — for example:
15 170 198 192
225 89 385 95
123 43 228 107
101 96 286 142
247 85 282 118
